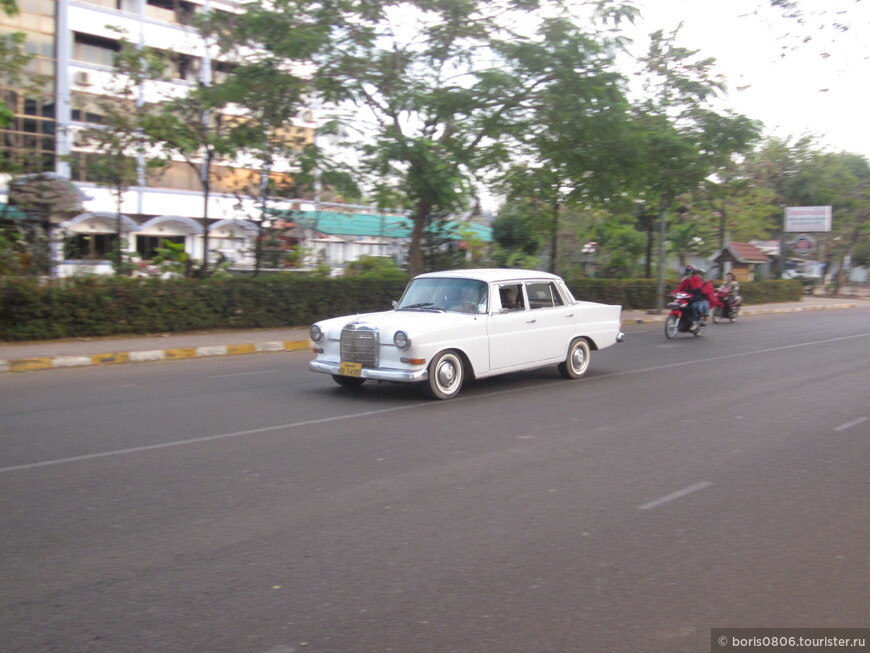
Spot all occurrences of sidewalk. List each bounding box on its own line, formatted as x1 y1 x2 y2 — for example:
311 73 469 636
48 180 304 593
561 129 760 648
0 296 862 374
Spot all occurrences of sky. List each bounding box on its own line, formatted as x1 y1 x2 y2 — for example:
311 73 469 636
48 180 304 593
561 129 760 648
623 0 870 158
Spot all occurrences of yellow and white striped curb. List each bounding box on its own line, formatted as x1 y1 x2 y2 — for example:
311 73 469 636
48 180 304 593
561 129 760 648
628 302 857 324
0 339 311 374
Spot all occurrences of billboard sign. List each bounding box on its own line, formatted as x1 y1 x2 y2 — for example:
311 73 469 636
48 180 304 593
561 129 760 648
784 206 831 232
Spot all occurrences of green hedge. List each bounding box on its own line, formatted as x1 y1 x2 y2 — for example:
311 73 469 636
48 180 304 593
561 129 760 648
565 277 803 307
0 275 409 341
0 274 804 342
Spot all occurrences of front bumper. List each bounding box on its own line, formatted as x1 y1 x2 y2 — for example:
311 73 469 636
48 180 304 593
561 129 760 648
309 360 429 382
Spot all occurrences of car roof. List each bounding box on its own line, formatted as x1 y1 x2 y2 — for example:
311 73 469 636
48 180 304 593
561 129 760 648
413 268 563 283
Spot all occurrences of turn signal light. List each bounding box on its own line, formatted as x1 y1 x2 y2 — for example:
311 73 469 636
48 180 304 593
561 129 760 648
401 357 426 365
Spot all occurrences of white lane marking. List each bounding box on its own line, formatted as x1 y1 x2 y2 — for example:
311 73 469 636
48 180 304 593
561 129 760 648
834 417 869 432
4 332 868 474
0 406 416 474
638 481 714 510
608 332 870 379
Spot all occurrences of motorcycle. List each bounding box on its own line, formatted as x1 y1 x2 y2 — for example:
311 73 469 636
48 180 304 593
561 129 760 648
712 286 742 323
664 291 705 338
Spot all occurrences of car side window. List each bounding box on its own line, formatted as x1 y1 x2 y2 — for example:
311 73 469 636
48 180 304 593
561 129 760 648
526 282 564 309
497 283 523 311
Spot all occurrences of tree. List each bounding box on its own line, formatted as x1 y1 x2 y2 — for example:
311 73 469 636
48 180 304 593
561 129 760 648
634 26 761 307
496 10 639 275
188 1 365 276
7 173 86 275
76 35 166 274
233 0 638 276
0 0 26 129
142 39 243 277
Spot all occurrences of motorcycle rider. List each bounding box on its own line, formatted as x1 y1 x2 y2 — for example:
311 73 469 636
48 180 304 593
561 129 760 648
675 265 704 326
718 272 740 317
699 271 720 323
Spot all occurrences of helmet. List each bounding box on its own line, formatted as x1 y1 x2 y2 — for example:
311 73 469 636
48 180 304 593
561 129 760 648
684 265 695 276
695 268 706 276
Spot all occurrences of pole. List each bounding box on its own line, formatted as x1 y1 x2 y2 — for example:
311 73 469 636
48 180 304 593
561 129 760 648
655 197 669 312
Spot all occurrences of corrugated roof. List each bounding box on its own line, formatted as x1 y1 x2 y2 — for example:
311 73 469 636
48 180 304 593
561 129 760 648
275 210 492 242
726 241 770 263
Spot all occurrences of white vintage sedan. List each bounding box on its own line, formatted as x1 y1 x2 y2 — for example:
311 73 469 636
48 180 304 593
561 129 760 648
308 269 624 400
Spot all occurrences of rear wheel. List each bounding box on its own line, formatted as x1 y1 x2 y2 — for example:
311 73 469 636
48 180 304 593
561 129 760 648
558 338 591 379
665 314 680 339
423 350 464 400
332 374 366 388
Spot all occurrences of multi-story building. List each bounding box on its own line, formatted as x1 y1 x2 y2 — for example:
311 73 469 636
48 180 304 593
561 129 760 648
0 0 491 276
0 0 319 275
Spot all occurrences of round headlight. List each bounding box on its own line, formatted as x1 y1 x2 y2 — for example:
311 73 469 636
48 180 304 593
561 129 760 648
393 330 410 350
309 324 323 342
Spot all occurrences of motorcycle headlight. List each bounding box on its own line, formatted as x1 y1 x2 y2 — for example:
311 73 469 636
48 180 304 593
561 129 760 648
309 324 323 343
393 330 410 350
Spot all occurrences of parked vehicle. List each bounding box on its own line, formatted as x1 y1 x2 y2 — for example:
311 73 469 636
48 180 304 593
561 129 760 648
713 286 742 323
664 291 705 338
308 269 624 399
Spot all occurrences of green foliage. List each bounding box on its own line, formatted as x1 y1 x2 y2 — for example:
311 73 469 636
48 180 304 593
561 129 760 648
0 275 410 341
0 274 809 341
342 256 409 281
150 240 198 278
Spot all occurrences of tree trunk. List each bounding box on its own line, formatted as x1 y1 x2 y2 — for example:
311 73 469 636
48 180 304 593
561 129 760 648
408 200 432 277
549 200 560 275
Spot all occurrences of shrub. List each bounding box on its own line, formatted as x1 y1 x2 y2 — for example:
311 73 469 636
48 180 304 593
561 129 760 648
0 274 804 341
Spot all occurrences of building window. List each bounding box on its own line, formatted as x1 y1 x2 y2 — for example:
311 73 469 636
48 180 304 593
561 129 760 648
72 33 119 67
136 234 184 260
64 233 119 260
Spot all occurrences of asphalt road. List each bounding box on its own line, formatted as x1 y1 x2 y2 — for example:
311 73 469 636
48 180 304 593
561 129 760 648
1 307 868 653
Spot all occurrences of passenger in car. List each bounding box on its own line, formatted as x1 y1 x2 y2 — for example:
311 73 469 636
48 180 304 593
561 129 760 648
500 287 517 310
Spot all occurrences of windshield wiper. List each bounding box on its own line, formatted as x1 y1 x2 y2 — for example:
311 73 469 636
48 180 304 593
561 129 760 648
398 302 444 312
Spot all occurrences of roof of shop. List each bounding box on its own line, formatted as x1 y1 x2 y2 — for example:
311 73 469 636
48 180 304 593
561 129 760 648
275 210 492 241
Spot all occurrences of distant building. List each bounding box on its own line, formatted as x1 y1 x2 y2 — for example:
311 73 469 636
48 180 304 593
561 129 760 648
0 0 308 275
711 242 771 281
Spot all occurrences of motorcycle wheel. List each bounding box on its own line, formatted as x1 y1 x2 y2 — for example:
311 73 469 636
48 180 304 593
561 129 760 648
712 306 722 324
665 314 680 339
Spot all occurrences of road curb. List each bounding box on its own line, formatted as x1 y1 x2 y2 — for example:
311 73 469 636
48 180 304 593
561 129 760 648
0 339 311 374
0 301 860 374
627 302 857 324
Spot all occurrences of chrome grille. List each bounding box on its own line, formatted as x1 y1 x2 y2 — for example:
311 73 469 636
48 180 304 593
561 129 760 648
340 324 379 368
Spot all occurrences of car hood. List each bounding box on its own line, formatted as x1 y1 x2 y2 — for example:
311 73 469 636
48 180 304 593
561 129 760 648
316 309 481 341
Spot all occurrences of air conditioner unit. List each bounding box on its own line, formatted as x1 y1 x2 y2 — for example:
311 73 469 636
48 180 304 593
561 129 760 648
74 71 91 86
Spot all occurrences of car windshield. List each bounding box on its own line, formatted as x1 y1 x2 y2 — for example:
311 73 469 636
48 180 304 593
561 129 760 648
396 278 488 314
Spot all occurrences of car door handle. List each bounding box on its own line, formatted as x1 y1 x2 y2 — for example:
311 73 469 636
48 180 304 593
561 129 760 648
526 319 536 324
565 312 574 318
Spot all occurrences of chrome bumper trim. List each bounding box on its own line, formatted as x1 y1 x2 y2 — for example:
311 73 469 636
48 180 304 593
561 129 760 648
309 360 428 382
617 331 625 342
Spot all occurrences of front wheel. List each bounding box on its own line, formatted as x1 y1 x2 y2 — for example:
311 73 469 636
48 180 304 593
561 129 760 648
423 350 464 400
558 338 591 379
664 314 680 339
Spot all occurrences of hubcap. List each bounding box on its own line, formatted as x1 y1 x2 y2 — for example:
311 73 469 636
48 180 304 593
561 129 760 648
572 347 586 372
437 359 457 389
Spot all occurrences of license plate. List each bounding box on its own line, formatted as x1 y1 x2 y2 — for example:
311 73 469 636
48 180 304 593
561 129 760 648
339 361 363 377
